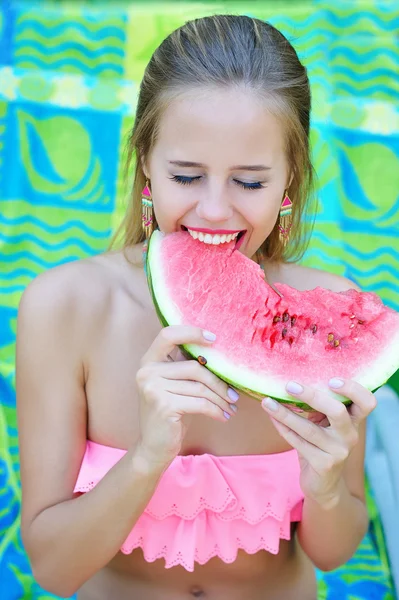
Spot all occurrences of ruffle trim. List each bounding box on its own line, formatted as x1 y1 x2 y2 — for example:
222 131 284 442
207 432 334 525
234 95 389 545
74 442 304 571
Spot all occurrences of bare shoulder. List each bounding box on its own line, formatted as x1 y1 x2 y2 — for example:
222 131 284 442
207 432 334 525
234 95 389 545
278 262 361 293
18 247 146 340
19 255 108 326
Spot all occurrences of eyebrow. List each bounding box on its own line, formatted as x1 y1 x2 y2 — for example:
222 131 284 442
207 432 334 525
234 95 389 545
168 160 272 171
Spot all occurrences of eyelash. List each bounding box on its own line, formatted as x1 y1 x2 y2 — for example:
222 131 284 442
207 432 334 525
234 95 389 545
169 175 266 191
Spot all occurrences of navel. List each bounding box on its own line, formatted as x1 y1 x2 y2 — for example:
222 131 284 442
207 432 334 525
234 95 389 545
190 586 206 597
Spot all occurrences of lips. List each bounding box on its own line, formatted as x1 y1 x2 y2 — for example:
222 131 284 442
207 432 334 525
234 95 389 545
234 230 246 251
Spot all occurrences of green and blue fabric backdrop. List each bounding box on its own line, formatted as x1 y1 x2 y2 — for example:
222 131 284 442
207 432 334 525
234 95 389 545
0 0 398 598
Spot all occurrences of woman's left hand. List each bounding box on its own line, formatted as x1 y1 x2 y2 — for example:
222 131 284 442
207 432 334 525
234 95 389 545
261 378 377 508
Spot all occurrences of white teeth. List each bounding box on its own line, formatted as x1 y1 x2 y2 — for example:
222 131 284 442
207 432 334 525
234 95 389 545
187 229 239 245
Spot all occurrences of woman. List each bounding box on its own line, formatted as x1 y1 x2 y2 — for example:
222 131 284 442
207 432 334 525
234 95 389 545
16 14 376 600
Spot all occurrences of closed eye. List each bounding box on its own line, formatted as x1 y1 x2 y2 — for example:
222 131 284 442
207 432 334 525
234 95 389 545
169 175 201 186
169 175 266 191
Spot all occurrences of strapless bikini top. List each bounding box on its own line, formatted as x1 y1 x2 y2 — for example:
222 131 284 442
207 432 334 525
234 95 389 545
74 441 304 572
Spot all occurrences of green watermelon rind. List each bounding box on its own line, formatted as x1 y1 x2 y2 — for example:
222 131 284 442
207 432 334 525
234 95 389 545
146 230 398 410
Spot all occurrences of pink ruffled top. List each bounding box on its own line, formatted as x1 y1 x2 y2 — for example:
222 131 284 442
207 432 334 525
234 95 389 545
74 441 304 572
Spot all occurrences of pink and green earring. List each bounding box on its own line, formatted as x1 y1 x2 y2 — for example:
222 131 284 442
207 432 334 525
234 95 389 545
142 179 154 238
278 190 292 247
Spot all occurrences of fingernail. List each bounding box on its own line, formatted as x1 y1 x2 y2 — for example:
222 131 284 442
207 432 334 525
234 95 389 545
286 381 304 395
262 397 279 412
223 411 231 419
329 378 344 389
227 387 239 402
230 404 238 413
203 330 216 341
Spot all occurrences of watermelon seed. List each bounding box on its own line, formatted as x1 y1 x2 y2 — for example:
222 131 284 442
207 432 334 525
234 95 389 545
350 314 356 319
327 333 334 342
333 340 340 347
282 328 288 338
350 323 355 329
291 315 297 326
358 320 364 325
311 324 318 334
282 312 289 322
288 337 294 346
197 356 208 366
273 315 281 323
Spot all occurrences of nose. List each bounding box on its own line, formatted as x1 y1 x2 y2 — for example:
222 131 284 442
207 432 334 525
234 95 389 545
195 185 234 222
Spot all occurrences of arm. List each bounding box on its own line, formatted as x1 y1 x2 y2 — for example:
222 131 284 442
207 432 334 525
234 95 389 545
297 275 369 570
17 269 166 598
296 420 369 571
298 276 370 569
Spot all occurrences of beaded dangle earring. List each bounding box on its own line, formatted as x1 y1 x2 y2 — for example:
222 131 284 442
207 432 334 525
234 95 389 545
141 179 154 239
278 190 292 248
141 180 154 274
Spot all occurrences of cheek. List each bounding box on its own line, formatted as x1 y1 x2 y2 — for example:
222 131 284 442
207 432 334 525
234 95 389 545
153 189 194 230
243 195 280 227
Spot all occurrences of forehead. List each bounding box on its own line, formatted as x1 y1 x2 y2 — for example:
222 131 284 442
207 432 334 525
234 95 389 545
153 87 286 165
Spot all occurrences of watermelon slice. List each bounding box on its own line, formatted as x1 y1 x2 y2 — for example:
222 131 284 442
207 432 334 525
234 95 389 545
146 230 399 409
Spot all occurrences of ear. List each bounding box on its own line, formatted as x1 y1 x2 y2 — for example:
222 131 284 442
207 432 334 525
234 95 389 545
139 152 150 179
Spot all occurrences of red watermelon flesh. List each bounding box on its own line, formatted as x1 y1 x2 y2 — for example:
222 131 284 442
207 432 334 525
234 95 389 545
146 230 399 408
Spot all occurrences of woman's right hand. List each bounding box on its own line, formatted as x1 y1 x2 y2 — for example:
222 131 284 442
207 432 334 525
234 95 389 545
135 325 239 468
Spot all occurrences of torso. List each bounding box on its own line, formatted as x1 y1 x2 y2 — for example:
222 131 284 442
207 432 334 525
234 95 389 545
66 243 337 600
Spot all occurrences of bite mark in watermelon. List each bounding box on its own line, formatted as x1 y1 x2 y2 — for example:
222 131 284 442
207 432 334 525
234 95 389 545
146 230 399 410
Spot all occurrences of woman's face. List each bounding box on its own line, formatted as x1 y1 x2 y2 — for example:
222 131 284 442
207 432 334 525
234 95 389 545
143 86 292 259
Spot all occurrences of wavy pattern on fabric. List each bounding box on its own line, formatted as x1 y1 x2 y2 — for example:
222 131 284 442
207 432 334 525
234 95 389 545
13 5 127 76
0 1 397 598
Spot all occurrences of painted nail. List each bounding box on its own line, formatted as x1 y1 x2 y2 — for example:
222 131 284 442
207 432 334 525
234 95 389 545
262 397 279 412
329 377 344 389
203 330 216 341
223 411 231 420
230 404 238 413
227 387 239 402
286 381 304 395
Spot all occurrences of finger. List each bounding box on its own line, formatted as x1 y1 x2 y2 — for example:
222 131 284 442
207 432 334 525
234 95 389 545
167 392 232 423
284 381 353 434
141 325 216 364
270 418 330 471
153 360 240 405
166 379 238 417
281 404 328 426
262 398 337 454
327 378 377 425
167 348 187 362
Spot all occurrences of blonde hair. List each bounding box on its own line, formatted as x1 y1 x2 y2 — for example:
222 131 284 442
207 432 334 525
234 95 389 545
109 14 318 263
